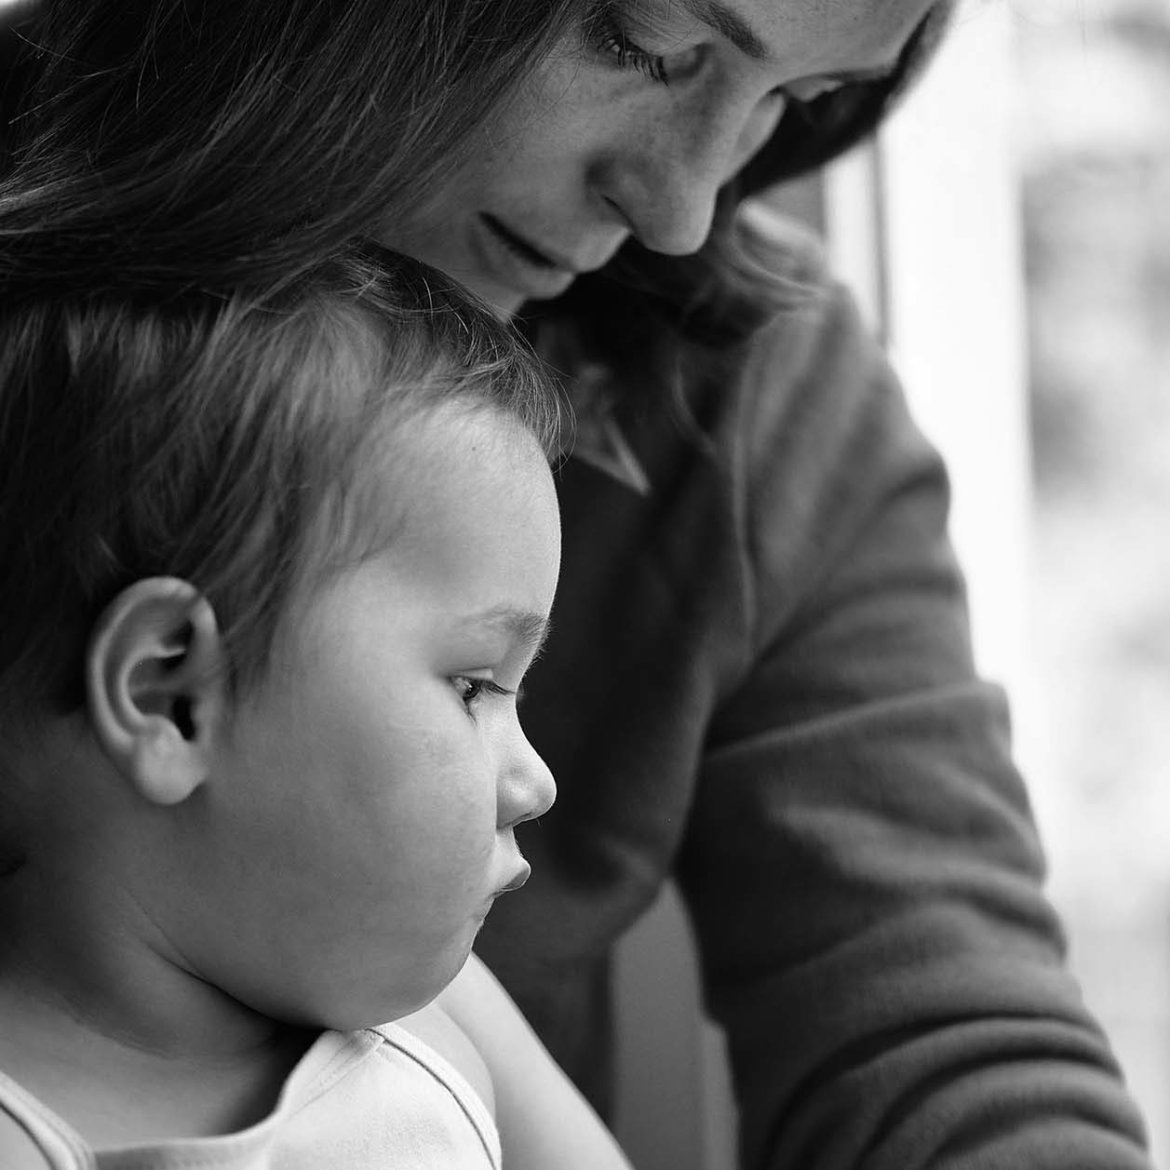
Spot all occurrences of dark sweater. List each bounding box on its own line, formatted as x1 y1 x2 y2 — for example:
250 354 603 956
475 218 1152 1169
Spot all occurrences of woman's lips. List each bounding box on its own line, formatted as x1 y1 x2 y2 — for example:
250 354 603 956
469 213 625 307
481 214 567 271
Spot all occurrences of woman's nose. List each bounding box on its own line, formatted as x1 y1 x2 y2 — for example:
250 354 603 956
594 94 785 256
497 728 557 830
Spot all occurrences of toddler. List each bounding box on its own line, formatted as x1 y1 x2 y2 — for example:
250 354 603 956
0 242 631 1169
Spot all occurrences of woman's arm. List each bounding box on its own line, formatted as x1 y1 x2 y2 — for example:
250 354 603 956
478 215 1152 1167
430 953 634 1170
679 261 1152 1168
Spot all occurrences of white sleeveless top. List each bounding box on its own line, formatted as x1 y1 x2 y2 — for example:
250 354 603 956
0 1022 501 1169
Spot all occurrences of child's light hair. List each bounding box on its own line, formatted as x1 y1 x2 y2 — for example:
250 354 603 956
0 241 565 718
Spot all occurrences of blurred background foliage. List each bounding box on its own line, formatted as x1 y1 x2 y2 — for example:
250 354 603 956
1018 0 1170 1159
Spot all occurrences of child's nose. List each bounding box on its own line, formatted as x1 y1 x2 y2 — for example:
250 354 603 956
497 731 556 830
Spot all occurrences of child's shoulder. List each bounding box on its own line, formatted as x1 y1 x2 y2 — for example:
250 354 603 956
394 965 496 1115
392 950 545 1115
0 1110 53 1169
405 954 635 1170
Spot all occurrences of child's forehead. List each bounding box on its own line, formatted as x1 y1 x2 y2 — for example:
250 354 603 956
315 400 548 574
280 405 557 651
375 400 541 490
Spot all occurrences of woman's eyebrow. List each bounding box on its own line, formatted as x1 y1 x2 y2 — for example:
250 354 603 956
678 0 899 82
680 0 770 60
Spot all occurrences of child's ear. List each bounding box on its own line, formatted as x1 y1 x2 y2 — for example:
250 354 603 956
86 578 228 807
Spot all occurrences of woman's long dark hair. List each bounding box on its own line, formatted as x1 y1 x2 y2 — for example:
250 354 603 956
1 0 955 383
0 0 577 291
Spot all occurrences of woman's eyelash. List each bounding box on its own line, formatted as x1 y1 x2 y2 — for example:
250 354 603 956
594 15 671 85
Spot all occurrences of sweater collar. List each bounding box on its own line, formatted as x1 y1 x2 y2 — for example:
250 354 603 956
564 360 651 497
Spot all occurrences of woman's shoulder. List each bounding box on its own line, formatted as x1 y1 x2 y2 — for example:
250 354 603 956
732 201 873 361
547 205 905 479
633 201 878 414
690 207 892 449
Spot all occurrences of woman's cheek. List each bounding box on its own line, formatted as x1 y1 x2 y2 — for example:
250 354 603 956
732 95 788 172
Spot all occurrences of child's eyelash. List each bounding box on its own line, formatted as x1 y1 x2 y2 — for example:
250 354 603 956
453 676 515 712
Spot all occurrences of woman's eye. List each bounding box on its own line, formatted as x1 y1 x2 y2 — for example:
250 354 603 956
597 25 671 84
591 11 702 86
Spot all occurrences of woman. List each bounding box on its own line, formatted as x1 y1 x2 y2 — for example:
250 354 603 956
0 2 1154 1167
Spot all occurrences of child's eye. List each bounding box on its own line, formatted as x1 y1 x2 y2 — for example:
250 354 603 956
451 675 515 715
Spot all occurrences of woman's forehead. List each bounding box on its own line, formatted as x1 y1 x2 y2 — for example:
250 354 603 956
650 0 935 72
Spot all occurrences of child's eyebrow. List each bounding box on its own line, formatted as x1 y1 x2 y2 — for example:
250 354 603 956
458 606 552 656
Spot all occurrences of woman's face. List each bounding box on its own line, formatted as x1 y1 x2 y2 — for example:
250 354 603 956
387 0 937 314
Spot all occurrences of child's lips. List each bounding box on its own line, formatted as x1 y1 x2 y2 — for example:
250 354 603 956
496 860 531 896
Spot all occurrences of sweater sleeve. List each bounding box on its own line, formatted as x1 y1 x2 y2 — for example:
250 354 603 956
675 260 1153 1168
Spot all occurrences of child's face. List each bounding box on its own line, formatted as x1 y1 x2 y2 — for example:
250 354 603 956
170 408 560 1028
